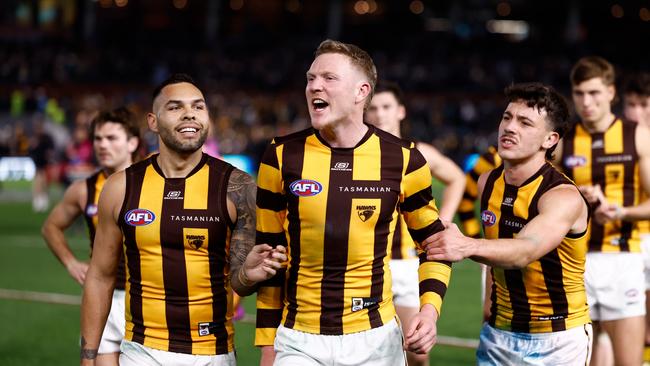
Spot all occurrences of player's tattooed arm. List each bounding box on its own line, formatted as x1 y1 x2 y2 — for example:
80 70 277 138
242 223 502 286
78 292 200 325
227 169 259 296
80 336 98 360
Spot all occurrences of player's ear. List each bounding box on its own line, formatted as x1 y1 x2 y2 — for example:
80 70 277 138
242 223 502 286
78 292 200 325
127 136 139 154
147 113 158 133
543 131 560 150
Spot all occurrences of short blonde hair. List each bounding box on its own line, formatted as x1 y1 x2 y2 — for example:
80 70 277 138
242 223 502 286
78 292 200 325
315 39 377 108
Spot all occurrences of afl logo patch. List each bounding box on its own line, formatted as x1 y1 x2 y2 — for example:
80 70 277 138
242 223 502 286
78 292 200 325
563 155 587 168
481 210 497 227
125 209 156 226
86 204 98 217
289 179 323 197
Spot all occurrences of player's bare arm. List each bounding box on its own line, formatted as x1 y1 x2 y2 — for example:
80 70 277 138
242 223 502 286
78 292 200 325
404 303 439 354
42 179 88 285
79 172 125 366
599 124 650 221
417 141 465 221
425 174 588 268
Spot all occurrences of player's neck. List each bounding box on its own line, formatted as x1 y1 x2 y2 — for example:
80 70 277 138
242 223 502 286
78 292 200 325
156 147 203 178
319 118 368 148
503 153 547 187
582 111 615 133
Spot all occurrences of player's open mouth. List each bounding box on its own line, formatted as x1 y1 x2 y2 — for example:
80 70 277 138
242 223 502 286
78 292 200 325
500 136 516 147
312 98 329 111
178 126 199 135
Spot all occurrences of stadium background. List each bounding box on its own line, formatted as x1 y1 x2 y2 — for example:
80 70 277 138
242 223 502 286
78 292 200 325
0 0 648 364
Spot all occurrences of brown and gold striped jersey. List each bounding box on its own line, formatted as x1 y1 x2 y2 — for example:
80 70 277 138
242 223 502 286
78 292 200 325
481 163 590 333
85 170 126 290
254 125 450 345
561 118 641 252
118 154 235 355
458 146 502 238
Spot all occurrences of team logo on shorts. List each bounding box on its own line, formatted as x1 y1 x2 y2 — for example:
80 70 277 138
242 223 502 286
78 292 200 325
357 205 376 222
124 209 156 226
481 210 497 227
289 179 323 197
86 204 98 217
563 155 587 168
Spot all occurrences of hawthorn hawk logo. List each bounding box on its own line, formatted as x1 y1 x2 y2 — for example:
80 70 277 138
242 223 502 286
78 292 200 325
357 205 376 222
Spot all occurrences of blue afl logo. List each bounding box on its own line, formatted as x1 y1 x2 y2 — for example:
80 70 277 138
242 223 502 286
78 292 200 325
481 210 497 227
289 179 323 197
125 209 156 226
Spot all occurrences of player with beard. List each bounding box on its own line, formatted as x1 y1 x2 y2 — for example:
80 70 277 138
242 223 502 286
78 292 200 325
79 74 273 366
43 107 140 366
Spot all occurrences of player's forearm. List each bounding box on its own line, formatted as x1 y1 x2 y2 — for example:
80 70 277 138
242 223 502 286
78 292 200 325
231 266 258 296
621 200 650 221
438 180 465 221
470 237 538 269
418 260 451 314
79 272 114 363
41 224 78 267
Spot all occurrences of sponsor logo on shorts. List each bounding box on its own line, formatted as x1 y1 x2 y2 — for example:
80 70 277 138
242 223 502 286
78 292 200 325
289 179 323 197
351 297 380 312
124 209 155 226
481 210 497 227
625 289 639 298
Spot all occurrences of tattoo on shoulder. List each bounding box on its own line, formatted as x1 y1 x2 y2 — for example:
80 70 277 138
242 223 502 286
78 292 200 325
227 169 257 271
80 336 98 360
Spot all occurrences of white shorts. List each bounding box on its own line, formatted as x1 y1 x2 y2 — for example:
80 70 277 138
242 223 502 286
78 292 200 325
389 258 419 308
98 289 126 354
641 234 650 290
120 339 236 366
585 252 645 321
273 318 406 366
476 323 592 366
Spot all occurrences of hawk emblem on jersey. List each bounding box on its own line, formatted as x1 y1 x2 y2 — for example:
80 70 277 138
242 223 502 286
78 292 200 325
186 234 206 250
125 209 155 226
563 155 587 168
357 205 376 222
481 210 497 227
86 204 98 217
289 179 323 197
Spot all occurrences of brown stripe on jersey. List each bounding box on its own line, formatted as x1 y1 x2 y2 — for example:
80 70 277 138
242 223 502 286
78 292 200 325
207 161 232 354
529 169 568 331
500 184 531 332
260 142 280 169
419 278 448 298
256 308 284 328
391 215 403 259
481 166 503 214
409 220 445 244
588 131 606 251
469 169 481 183
619 122 637 251
159 177 193 353
256 231 288 247
484 168 502 326
257 188 286 212
419 252 451 268
319 150 354 334
85 172 99 244
370 138 403 326
120 161 147 344
562 127 576 181
401 188 434 213
282 136 307 328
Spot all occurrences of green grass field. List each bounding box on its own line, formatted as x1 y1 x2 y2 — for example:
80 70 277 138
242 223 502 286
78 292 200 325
0 181 482 365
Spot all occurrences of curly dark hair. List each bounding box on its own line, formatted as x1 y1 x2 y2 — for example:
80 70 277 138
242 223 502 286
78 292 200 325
504 82 571 160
